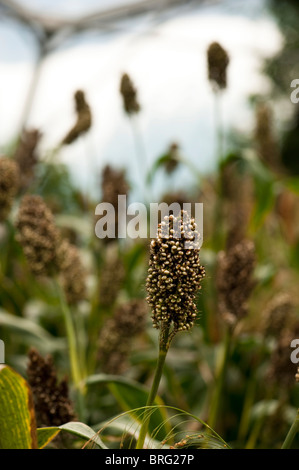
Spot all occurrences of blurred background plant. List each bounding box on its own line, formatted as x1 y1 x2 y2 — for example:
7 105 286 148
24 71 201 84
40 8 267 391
0 0 299 450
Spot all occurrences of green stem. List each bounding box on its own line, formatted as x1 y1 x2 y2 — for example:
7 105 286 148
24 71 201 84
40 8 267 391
238 372 257 442
208 325 231 431
281 409 299 449
55 279 85 419
136 326 170 449
214 88 224 166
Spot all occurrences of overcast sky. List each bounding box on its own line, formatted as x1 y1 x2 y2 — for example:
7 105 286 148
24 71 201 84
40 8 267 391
0 0 283 199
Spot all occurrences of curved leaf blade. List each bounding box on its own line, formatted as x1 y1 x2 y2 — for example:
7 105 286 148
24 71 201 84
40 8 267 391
37 422 108 449
85 374 169 440
0 365 37 449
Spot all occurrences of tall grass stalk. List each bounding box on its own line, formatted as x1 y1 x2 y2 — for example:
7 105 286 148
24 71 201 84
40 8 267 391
214 89 224 167
136 324 170 449
55 279 85 420
281 409 299 449
208 325 231 430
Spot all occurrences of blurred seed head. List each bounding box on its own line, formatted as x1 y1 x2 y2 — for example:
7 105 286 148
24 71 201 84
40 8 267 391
14 128 41 191
97 164 129 244
146 210 205 337
62 90 92 145
163 143 181 174
216 239 256 327
267 324 299 388
120 73 140 115
98 299 148 374
263 293 296 338
275 188 299 245
0 157 20 221
27 347 76 427
255 102 280 170
57 239 87 305
296 366 299 383
16 195 60 277
225 202 251 251
99 246 125 308
207 42 229 90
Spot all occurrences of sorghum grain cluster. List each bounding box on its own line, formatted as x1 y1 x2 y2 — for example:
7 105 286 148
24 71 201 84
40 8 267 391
62 90 92 145
120 73 140 115
217 239 256 326
0 157 19 221
146 211 205 336
16 195 60 276
98 299 148 374
207 42 229 90
27 347 76 427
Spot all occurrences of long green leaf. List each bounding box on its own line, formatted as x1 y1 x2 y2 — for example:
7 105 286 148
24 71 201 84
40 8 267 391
0 309 64 351
37 422 108 449
0 365 37 449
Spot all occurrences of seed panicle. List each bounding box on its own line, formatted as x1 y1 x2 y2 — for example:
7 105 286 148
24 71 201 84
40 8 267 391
0 157 20 221
16 195 60 277
207 42 229 90
146 210 205 341
120 73 140 115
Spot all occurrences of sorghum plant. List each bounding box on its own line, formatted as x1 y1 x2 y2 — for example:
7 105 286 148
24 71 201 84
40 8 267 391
16 194 60 277
119 73 140 115
136 210 205 448
207 42 230 91
207 41 230 163
27 347 76 428
209 239 256 430
98 299 148 374
62 90 92 145
0 157 20 222
14 128 41 191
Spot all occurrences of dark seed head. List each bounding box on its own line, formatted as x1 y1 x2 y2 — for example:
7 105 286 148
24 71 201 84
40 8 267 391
146 210 205 335
207 42 229 90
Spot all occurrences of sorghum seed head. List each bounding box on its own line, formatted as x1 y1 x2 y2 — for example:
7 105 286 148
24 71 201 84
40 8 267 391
62 90 92 145
216 239 256 326
146 210 205 334
120 73 140 115
255 102 280 169
97 165 129 244
98 299 148 374
99 249 125 307
14 128 41 191
0 157 19 221
27 347 76 427
16 195 60 277
207 42 229 90
57 239 87 305
263 293 296 338
163 143 181 174
267 324 299 388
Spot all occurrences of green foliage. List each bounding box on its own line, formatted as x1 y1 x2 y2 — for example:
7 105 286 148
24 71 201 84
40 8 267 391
0 365 37 449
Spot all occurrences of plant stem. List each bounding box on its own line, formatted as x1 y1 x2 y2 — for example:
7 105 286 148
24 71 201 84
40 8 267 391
55 279 85 419
214 88 224 166
238 372 257 442
136 326 170 449
208 325 231 431
281 409 299 449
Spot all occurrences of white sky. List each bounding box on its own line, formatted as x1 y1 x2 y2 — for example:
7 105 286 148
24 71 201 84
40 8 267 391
0 0 283 200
